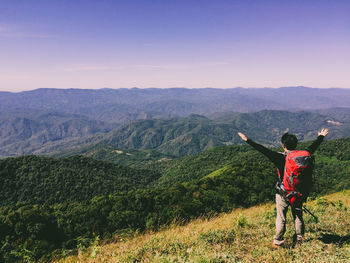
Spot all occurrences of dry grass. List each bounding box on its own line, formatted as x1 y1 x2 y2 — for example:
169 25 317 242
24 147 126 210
55 190 350 263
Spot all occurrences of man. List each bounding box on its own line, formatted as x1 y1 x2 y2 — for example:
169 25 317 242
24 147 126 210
237 128 329 247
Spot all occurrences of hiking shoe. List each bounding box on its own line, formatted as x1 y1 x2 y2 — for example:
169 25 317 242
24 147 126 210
292 235 303 247
271 242 284 249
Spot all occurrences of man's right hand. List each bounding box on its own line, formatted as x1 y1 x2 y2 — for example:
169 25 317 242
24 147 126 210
238 132 248 141
318 128 329 137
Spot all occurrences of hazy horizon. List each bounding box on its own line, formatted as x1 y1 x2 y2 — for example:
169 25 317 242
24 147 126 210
1 86 350 94
1 0 349 92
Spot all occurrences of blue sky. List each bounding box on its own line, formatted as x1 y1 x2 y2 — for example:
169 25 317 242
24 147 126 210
0 0 349 91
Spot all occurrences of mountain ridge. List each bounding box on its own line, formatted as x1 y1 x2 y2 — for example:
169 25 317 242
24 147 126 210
1 87 350 124
0 110 118 157
47 109 350 158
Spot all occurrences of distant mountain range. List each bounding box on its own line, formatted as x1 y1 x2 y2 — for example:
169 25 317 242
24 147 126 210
1 87 350 158
1 87 350 124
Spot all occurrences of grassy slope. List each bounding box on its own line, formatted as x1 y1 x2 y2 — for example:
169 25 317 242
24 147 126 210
55 190 350 263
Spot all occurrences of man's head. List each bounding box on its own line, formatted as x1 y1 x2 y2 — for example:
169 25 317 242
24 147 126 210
281 132 298 150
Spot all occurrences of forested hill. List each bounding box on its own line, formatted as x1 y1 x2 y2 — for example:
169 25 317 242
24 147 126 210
50 110 350 157
0 110 117 158
0 155 160 205
148 137 350 191
1 108 349 158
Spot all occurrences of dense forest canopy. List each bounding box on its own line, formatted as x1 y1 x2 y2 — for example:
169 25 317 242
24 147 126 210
0 155 161 205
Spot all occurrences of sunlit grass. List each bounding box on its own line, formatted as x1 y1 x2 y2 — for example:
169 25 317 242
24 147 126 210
55 190 350 262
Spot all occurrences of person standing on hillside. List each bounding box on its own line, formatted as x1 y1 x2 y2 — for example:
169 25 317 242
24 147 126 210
237 128 329 248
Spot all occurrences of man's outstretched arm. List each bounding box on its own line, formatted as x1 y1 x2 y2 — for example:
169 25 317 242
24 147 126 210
307 128 329 154
237 132 284 166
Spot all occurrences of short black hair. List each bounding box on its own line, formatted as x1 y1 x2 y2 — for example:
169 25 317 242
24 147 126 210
281 132 298 150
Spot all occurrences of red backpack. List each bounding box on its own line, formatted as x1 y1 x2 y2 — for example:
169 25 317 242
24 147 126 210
283 150 314 205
